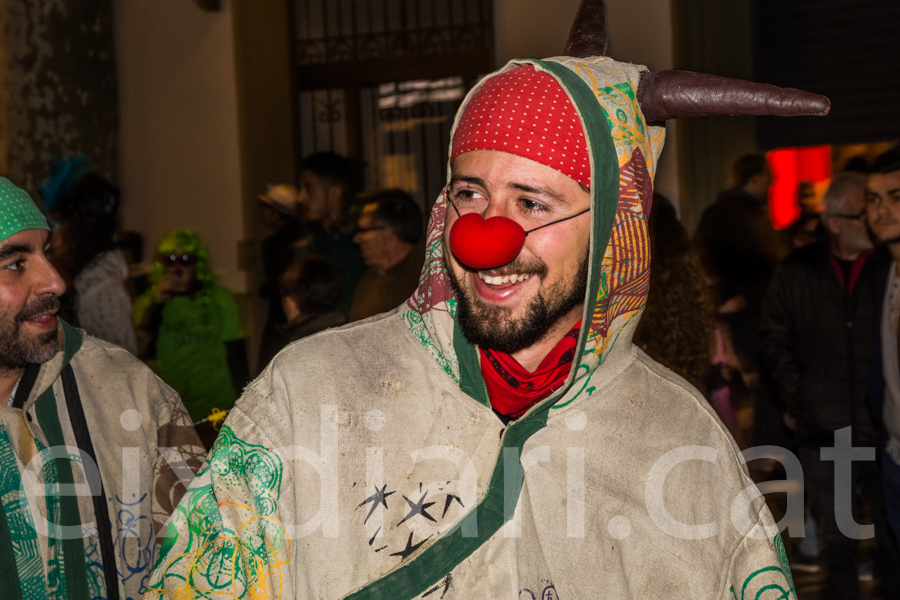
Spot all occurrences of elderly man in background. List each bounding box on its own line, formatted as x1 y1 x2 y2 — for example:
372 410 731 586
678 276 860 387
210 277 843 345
0 178 203 598
350 189 424 321
761 172 896 598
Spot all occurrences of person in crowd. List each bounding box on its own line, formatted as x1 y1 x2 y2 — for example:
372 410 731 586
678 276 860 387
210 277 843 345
349 189 425 321
865 146 900 553
147 2 828 593
0 177 203 597
787 180 825 249
695 153 789 454
257 183 304 369
133 229 249 448
296 152 365 317
695 154 787 347
633 194 716 396
42 164 137 354
761 172 896 598
118 229 150 299
277 255 345 346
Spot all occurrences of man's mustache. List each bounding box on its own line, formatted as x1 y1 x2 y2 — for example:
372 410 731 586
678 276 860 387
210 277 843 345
471 258 548 279
17 296 60 322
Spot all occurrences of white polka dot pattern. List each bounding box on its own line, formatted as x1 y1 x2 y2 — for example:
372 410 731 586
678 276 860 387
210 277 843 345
450 66 590 187
0 177 49 241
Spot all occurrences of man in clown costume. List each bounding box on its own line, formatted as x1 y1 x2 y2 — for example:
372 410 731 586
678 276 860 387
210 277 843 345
149 2 829 598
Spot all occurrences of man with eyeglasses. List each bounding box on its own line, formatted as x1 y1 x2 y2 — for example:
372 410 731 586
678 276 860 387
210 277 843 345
349 189 424 322
761 172 897 596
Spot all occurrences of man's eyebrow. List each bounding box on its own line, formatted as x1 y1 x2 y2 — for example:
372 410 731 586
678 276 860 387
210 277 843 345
508 182 570 205
0 243 33 263
888 187 900 196
449 174 486 188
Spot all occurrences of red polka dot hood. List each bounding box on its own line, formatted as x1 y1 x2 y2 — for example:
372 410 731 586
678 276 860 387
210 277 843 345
401 57 664 412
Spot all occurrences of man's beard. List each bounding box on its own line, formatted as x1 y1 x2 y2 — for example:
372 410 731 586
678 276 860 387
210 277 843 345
447 248 589 354
0 296 60 372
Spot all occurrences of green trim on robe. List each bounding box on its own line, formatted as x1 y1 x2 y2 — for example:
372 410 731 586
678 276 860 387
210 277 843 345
342 58 620 600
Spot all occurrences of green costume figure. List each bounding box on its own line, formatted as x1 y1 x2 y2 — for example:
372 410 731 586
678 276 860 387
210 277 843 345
134 230 249 431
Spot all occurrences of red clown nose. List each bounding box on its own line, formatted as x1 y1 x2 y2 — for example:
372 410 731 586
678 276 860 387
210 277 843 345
449 213 527 270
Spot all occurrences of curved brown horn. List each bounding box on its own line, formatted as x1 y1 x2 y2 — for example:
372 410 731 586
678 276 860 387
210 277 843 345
637 70 830 121
564 0 607 58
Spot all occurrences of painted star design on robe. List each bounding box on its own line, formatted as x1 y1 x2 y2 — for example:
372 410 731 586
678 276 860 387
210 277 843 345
423 574 453 598
356 484 395 524
390 531 433 561
397 491 437 526
441 494 465 518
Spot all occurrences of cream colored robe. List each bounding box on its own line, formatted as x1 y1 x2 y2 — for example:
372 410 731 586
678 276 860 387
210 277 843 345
0 323 204 599
148 56 794 600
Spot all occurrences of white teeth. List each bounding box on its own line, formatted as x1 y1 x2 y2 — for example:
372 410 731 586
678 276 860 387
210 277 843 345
477 272 531 285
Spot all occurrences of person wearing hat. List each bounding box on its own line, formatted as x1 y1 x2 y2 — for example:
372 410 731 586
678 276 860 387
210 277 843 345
149 1 829 597
258 184 305 369
133 229 250 449
0 177 204 598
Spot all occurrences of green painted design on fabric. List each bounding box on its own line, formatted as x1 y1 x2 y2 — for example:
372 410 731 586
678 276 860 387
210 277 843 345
401 307 458 383
83 537 105 599
0 177 49 243
773 532 795 592
33 439 65 599
739 560 795 600
0 424 45 599
344 57 621 600
34 384 88 600
596 83 645 139
147 426 288 599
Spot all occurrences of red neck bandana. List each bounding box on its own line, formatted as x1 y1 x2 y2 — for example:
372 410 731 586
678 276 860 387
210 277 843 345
480 322 581 418
450 65 590 188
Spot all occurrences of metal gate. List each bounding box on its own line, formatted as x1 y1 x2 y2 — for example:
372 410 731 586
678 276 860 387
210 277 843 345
293 0 494 211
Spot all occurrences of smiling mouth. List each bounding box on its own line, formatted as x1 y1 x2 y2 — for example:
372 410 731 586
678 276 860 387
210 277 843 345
27 311 56 322
476 270 535 286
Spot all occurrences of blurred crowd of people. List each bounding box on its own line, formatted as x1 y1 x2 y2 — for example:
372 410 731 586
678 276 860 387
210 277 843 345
635 146 900 599
40 151 425 448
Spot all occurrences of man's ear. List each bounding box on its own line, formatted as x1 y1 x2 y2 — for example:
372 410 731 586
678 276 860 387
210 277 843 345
282 295 301 322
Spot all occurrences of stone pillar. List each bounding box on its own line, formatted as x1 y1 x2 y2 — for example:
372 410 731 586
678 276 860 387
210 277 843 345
0 0 118 196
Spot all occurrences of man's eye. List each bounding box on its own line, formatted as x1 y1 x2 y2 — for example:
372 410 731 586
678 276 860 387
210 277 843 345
452 188 480 203
5 260 23 271
520 199 548 214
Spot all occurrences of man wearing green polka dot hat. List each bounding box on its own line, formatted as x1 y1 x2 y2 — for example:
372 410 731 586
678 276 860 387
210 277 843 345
0 177 51 241
0 176 206 598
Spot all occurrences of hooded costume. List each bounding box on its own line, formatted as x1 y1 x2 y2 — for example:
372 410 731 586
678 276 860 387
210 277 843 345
0 178 205 599
148 2 828 597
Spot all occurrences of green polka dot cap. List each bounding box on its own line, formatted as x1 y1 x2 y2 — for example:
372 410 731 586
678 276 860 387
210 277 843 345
0 177 49 243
